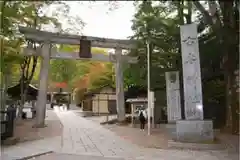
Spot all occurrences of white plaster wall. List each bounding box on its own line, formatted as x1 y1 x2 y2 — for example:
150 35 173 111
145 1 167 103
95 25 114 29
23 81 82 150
91 87 116 114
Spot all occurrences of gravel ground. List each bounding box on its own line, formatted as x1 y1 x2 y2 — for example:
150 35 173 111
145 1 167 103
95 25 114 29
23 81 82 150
12 109 63 144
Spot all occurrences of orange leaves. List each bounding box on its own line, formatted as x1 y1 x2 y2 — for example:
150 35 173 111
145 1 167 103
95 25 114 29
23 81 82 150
88 62 106 84
74 62 108 89
54 82 67 88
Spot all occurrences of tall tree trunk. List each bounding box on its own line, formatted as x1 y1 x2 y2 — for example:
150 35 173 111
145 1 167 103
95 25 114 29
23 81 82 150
17 10 39 120
176 0 185 119
194 1 239 134
0 71 9 112
18 56 38 120
186 1 192 24
4 71 9 103
230 72 239 134
17 56 30 121
223 41 239 134
220 1 239 134
224 55 239 134
0 1 6 111
222 39 239 134
17 71 25 120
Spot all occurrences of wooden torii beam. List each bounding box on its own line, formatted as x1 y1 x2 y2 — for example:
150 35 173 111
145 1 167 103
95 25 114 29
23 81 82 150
19 26 136 49
19 26 137 127
24 47 138 63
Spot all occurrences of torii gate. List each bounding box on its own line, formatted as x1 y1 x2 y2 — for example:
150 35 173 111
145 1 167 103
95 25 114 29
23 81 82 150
19 26 138 127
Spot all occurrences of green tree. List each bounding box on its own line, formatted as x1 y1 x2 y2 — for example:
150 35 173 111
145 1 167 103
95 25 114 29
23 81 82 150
193 1 239 134
88 62 115 90
49 44 111 91
126 1 180 89
50 59 77 88
127 1 239 134
0 1 82 118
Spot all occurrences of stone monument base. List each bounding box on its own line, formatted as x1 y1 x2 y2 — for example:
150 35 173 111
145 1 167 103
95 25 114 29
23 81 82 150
161 123 177 138
168 139 224 150
176 120 214 143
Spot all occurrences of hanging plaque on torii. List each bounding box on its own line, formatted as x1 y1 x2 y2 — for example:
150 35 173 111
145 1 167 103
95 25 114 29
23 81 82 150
79 39 92 58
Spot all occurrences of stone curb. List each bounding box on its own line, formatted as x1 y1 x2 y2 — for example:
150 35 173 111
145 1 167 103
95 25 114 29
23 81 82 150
15 151 54 160
42 152 134 160
168 140 226 150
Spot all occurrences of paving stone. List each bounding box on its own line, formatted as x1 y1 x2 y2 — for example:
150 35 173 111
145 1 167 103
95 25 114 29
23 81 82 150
34 153 126 160
1 106 238 160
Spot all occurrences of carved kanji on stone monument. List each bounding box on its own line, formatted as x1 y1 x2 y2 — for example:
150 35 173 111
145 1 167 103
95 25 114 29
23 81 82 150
180 24 203 120
165 71 182 122
182 36 197 46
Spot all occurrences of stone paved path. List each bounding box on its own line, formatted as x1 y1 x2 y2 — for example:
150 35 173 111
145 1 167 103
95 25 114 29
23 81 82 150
1 107 239 160
1 136 61 160
54 109 239 160
55 108 141 158
33 153 126 160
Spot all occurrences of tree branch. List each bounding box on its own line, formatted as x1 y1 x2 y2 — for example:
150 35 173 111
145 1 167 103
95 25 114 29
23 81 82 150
209 1 223 28
186 1 192 24
27 56 37 84
25 57 31 80
193 1 213 25
177 1 184 25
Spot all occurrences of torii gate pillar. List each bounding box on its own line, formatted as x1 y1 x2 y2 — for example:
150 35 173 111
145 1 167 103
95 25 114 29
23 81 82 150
115 47 125 121
34 42 51 127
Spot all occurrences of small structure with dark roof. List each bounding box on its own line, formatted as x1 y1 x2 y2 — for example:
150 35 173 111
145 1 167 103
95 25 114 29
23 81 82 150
7 83 39 100
82 85 117 115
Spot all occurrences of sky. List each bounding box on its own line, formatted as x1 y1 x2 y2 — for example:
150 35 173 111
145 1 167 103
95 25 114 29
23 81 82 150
62 1 135 39
44 1 203 39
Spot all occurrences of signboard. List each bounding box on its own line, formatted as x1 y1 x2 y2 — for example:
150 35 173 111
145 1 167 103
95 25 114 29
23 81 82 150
79 40 92 58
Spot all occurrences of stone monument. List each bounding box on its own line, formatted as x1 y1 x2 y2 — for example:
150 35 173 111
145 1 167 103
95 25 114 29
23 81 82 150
165 71 181 123
176 24 214 143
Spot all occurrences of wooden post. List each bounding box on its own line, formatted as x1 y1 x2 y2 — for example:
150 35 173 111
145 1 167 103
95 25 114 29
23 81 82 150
131 104 134 127
98 95 100 116
151 91 155 128
115 47 125 122
35 42 51 127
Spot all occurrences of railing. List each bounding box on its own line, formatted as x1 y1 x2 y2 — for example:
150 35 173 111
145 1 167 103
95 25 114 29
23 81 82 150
1 107 16 141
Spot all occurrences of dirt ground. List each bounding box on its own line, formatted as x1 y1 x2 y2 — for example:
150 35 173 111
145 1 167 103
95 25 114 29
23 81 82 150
104 123 239 152
85 115 239 151
104 124 170 149
84 114 171 149
13 110 62 143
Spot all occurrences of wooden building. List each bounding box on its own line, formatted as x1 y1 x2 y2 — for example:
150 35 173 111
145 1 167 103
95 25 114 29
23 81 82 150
82 85 117 115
